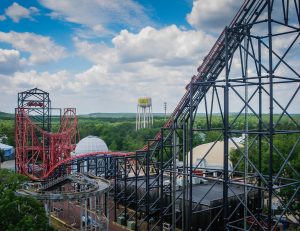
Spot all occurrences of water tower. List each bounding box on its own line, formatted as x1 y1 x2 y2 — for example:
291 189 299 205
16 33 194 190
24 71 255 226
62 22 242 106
136 97 153 130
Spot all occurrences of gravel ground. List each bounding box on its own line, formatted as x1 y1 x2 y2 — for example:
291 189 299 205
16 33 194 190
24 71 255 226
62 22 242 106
0 159 15 171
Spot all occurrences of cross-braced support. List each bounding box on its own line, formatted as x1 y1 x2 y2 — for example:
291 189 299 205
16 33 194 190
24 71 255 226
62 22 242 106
15 88 78 180
116 0 299 230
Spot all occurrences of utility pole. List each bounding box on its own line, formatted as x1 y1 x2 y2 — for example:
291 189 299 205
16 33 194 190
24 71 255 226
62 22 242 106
164 102 167 120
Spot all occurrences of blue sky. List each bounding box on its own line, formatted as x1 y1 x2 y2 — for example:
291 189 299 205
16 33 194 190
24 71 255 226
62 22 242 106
0 0 298 114
0 0 193 74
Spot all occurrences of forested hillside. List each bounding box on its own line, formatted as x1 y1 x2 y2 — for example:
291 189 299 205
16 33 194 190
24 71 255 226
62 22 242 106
1 114 300 152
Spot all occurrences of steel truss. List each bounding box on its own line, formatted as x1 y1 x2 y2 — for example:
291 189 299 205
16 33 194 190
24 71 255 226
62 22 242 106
17 172 110 231
42 152 134 223
15 88 78 180
17 87 51 131
114 0 300 230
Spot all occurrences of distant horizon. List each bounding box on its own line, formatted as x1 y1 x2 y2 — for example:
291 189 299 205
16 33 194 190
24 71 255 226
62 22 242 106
1 110 300 117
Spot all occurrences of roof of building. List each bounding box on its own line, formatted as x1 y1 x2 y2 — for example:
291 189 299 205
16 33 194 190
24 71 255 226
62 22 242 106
74 135 108 155
190 140 239 170
0 143 14 150
125 177 246 206
176 182 246 206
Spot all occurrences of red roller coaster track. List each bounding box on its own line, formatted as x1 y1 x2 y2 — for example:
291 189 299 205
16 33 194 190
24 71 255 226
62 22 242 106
15 108 78 180
15 105 133 180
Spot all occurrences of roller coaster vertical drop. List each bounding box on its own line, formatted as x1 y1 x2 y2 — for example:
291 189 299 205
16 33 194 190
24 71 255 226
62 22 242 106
113 0 300 230
15 88 78 180
15 88 51 178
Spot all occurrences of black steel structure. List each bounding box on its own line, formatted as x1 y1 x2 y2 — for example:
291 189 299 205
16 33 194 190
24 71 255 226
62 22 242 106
17 88 52 132
16 88 52 174
112 0 300 230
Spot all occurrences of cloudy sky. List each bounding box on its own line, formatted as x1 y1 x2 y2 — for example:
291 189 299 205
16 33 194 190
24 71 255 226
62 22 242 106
0 0 298 114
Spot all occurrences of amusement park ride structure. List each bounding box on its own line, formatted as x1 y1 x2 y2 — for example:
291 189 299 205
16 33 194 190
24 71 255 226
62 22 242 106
15 0 299 230
15 88 78 180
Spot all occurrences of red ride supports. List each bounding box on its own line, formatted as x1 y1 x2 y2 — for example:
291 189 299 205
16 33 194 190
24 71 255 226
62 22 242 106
15 108 78 180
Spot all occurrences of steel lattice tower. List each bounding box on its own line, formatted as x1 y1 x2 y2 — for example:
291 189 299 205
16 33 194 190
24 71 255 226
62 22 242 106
112 0 300 230
15 88 78 180
17 88 51 132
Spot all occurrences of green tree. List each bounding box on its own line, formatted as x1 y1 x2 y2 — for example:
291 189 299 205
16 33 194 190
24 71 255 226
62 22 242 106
0 169 55 231
229 134 300 222
0 119 15 146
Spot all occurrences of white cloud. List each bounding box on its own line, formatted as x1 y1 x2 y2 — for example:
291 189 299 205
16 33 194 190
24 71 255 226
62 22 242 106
186 0 241 33
1 24 215 113
12 70 69 90
75 25 215 67
0 31 66 65
39 0 151 36
0 49 25 74
0 15 6 21
0 69 73 112
5 2 39 23
73 37 118 64
1 20 297 114
66 62 189 113
112 26 215 65
70 25 217 112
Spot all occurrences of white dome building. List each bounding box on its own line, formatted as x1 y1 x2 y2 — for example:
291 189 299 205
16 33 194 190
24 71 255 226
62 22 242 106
72 136 110 174
74 135 108 155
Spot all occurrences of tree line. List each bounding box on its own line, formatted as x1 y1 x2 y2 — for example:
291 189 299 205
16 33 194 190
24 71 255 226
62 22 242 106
0 169 55 230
